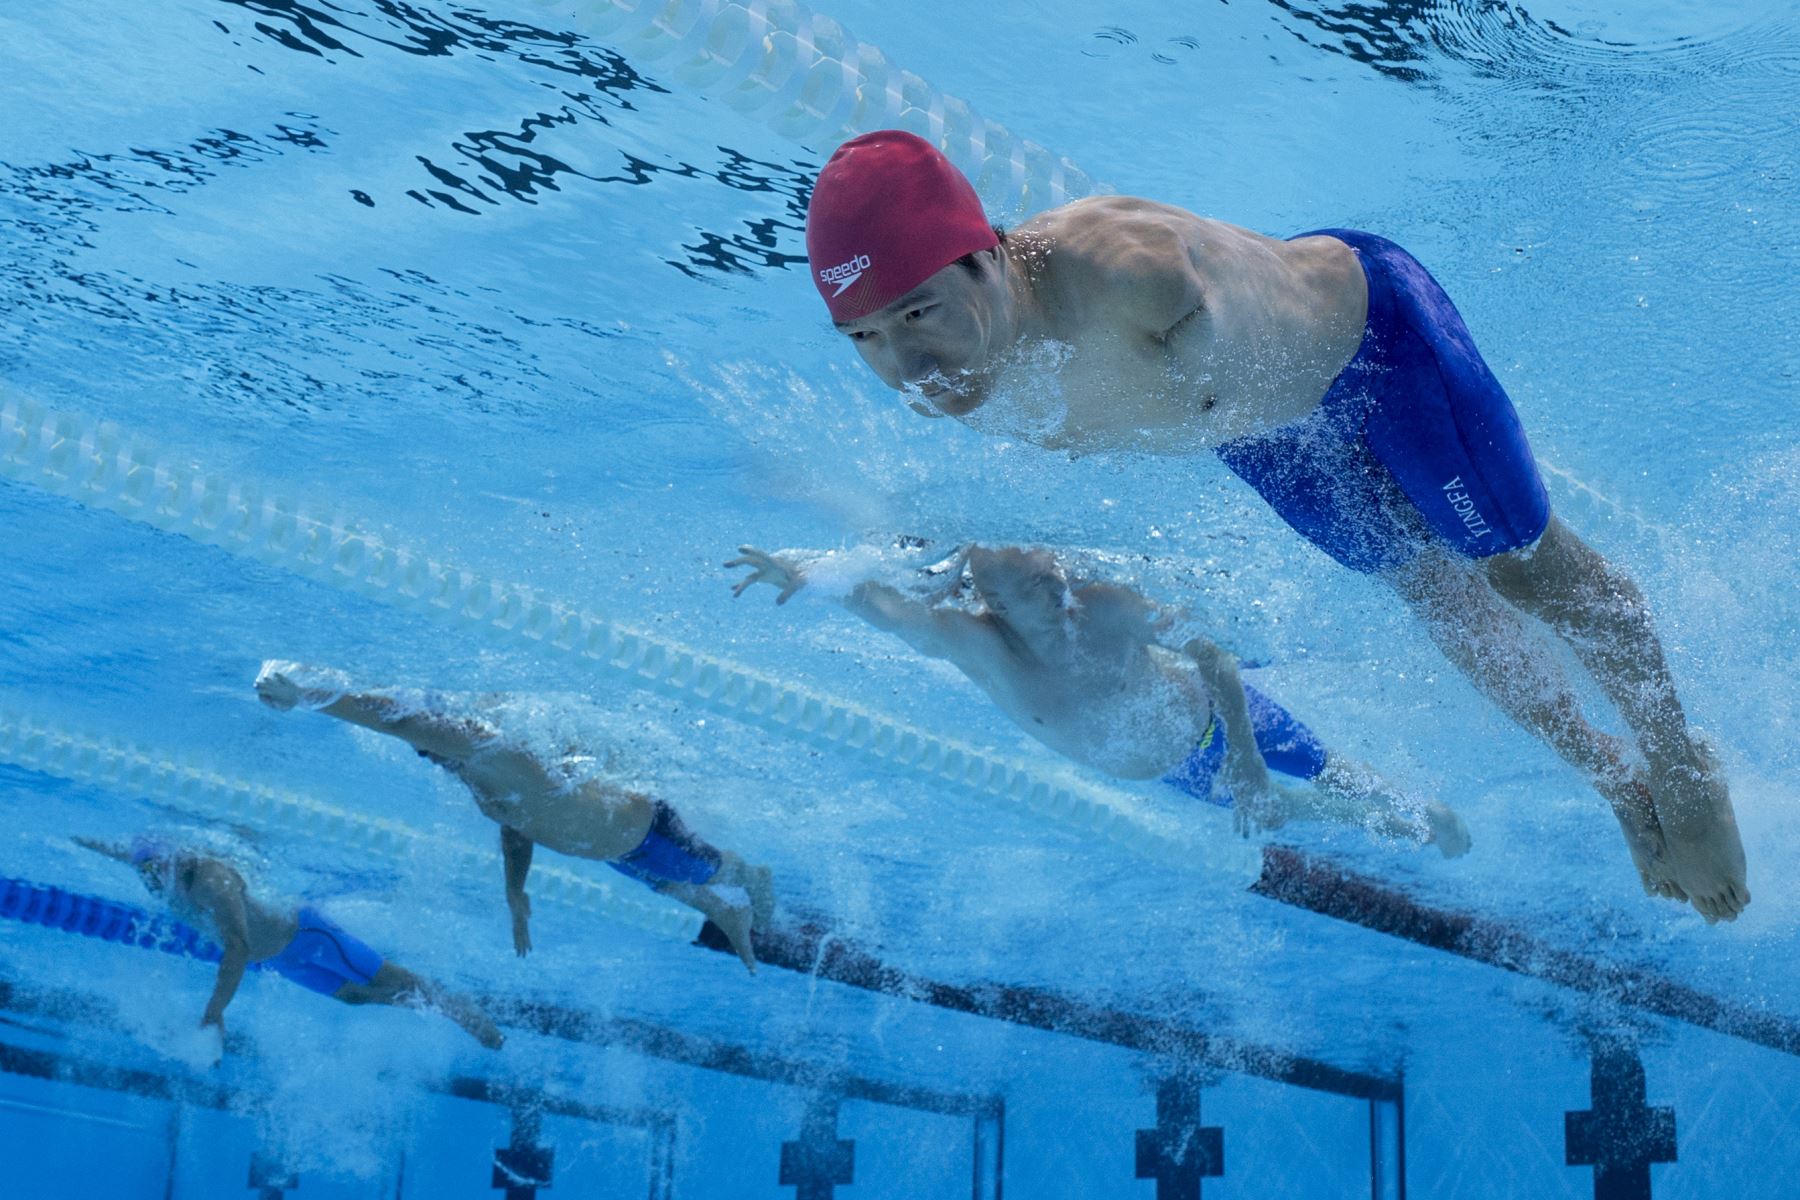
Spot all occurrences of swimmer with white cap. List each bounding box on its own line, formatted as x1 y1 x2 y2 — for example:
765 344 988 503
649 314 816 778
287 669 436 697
730 542 1470 855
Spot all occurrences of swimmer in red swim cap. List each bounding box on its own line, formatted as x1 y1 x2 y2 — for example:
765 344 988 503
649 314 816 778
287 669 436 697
800 129 1749 924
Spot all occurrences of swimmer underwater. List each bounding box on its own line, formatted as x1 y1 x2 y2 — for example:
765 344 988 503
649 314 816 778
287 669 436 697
254 661 775 972
75 836 504 1052
803 130 1747 922
730 541 1471 857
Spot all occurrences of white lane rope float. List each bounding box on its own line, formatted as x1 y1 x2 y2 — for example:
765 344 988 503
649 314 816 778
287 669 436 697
0 393 1262 884
0 706 702 940
522 0 1096 212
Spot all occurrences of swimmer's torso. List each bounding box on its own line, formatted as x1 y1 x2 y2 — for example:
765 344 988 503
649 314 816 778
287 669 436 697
449 751 656 860
964 629 1215 780
943 199 1368 454
166 857 298 962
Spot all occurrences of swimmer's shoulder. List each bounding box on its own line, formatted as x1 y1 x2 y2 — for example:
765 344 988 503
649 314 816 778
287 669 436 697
1022 199 1253 336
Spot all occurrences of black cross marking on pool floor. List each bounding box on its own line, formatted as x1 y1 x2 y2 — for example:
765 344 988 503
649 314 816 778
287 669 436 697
780 1097 855 1200
1135 1075 1223 1199
1565 1043 1676 1200
247 1151 297 1200
492 1105 555 1200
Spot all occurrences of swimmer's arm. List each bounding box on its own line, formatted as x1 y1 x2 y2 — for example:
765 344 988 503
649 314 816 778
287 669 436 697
846 582 1004 668
257 663 497 760
500 826 533 957
727 548 1002 666
187 862 252 1031
323 696 494 758
1181 638 1279 832
71 836 132 865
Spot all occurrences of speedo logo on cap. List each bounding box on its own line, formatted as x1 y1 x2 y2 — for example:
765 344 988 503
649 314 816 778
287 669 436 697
819 253 872 298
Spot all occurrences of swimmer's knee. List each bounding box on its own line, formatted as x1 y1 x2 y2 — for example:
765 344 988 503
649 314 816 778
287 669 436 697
1487 516 1650 621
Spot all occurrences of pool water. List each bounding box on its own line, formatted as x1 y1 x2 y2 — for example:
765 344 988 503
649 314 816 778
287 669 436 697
1 1 1797 1196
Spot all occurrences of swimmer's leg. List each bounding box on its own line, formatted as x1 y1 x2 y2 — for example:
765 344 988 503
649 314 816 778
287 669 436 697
657 882 759 974
1305 758 1472 859
337 964 505 1050
609 805 772 971
1386 546 1682 898
1484 516 1746 921
710 851 776 931
1233 685 1467 852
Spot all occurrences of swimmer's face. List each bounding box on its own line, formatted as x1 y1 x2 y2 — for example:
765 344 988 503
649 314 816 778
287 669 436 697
968 547 1070 628
835 250 1011 417
135 857 171 896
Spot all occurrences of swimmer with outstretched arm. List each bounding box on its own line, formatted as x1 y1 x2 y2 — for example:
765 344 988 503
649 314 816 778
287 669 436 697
75 836 503 1051
253 662 775 972
729 543 1470 855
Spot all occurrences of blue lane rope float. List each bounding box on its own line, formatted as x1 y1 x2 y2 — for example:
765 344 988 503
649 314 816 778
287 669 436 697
0 707 705 942
0 393 1256 884
0 876 245 968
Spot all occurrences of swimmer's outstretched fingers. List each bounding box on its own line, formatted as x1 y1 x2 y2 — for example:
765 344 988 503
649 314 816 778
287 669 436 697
726 546 806 604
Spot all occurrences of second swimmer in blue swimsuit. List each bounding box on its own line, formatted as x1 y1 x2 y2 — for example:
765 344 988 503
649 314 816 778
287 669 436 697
730 542 1470 856
77 836 503 1052
255 662 775 973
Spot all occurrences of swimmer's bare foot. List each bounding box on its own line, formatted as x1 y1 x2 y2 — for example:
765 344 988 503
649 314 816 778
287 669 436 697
1651 736 1749 923
466 1012 506 1051
1596 771 1686 902
1426 802 1472 859
711 901 758 974
745 863 775 931
664 879 759 973
428 989 505 1050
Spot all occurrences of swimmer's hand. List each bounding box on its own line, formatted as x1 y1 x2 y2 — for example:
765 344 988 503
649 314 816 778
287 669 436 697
255 660 350 713
508 894 532 957
199 1010 227 1063
178 1019 225 1069
1230 785 1296 838
255 662 304 711
1222 752 1292 838
1219 708 1282 836
726 546 806 605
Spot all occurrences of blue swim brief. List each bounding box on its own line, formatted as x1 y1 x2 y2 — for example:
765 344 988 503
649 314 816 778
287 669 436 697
608 801 722 888
1214 228 1550 575
1162 683 1330 808
264 907 384 996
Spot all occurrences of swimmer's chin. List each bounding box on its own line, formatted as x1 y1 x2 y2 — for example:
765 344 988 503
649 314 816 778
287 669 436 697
908 388 984 418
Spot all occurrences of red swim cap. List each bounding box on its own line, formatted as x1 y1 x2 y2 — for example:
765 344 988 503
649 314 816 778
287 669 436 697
806 130 999 322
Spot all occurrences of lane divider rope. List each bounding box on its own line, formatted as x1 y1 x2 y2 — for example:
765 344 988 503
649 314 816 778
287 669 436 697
0 706 704 941
0 392 1261 884
0 876 244 966
524 0 1096 212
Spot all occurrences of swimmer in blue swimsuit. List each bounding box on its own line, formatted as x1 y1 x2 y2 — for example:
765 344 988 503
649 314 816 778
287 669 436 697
76 837 502 1051
804 133 1746 921
255 662 775 973
730 542 1470 857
